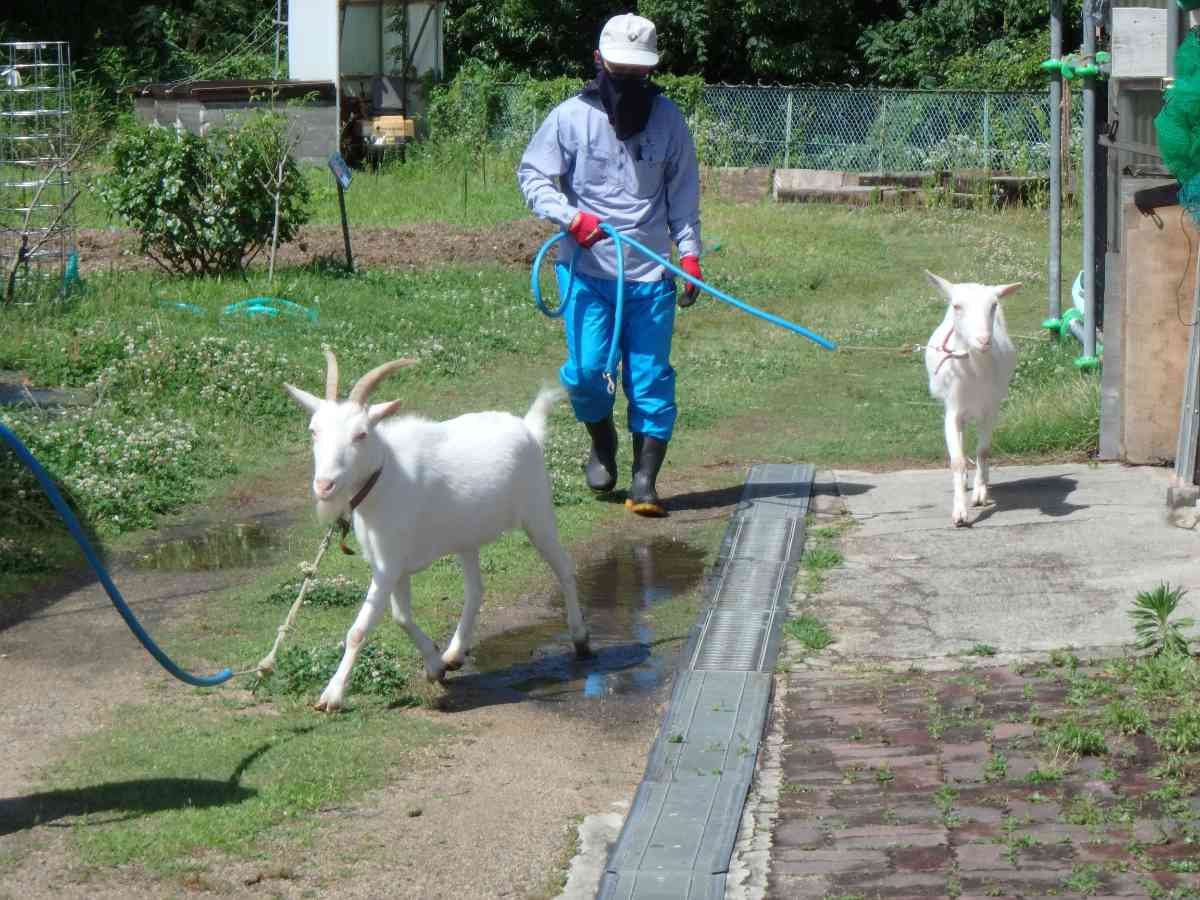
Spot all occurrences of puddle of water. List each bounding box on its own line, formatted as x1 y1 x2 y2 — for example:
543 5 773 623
131 520 284 571
465 537 710 702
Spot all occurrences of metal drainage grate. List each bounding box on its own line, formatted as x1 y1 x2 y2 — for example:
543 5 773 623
712 558 791 608
691 608 778 672
599 464 815 900
718 515 800 564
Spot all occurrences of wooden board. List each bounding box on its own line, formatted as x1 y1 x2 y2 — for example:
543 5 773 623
1121 202 1197 463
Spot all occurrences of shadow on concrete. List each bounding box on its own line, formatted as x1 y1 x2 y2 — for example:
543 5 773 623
669 478 873 514
973 474 1088 525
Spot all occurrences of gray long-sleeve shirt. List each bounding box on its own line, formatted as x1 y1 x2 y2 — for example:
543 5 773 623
517 90 701 282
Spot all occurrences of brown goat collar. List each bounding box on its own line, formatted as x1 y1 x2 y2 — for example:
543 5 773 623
337 466 383 555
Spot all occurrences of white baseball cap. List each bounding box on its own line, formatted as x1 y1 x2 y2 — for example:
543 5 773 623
598 14 659 68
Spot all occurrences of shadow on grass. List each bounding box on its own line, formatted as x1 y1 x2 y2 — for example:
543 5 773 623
0 777 258 836
0 726 324 835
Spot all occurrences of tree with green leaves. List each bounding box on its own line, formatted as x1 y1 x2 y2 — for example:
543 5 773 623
859 0 1082 89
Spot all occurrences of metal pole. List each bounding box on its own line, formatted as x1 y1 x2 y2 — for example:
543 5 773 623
1049 0 1063 324
784 92 793 169
1082 1 1098 360
274 0 283 80
336 181 354 272
877 95 886 173
1172 5 1200 490
1174 260 1200 487
983 93 991 170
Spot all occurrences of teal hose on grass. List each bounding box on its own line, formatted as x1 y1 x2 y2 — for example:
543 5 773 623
1 423 233 687
531 223 836 392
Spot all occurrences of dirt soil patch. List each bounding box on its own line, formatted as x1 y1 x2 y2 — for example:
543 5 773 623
76 218 559 276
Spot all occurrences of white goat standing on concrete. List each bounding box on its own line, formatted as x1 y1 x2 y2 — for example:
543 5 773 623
923 271 1021 527
284 351 590 711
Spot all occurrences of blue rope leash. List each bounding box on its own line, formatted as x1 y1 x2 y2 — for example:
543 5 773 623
1 423 233 687
531 223 837 392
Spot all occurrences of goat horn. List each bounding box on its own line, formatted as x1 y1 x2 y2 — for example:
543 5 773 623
348 358 418 406
323 349 339 401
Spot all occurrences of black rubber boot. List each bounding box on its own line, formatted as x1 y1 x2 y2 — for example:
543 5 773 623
626 433 668 517
583 416 618 492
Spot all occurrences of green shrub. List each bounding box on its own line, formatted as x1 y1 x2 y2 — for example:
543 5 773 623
0 404 234 533
98 112 310 276
0 536 53 574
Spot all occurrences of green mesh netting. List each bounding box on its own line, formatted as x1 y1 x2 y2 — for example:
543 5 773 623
1177 30 1200 81
1155 32 1200 194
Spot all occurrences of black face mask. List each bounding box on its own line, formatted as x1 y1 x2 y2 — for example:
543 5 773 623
595 66 656 140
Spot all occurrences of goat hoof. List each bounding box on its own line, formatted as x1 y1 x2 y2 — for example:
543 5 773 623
442 658 465 672
574 639 594 660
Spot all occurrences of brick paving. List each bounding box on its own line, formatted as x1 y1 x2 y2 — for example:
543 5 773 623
766 663 1200 899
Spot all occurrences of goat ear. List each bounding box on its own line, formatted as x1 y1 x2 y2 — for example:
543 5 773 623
924 270 954 301
367 399 404 425
284 382 322 414
994 282 1022 299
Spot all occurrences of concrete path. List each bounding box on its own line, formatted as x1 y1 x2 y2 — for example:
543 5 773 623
815 463 1199 665
752 462 1200 900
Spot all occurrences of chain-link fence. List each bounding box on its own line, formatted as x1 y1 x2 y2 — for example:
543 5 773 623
489 83 1080 174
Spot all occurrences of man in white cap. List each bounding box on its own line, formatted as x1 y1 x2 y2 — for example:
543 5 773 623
518 12 702 518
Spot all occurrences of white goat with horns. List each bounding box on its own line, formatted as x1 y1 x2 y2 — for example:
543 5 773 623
923 271 1021 528
284 351 590 711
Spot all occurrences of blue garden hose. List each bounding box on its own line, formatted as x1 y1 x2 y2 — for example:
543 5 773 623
1 423 233 687
531 224 836 390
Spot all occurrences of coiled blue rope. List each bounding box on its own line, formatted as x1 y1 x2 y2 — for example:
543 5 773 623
531 223 837 391
1 423 233 687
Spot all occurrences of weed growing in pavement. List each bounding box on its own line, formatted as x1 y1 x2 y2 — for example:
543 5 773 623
1044 721 1107 756
1062 864 1104 896
983 751 1008 783
1154 708 1200 755
1102 699 1151 736
1130 583 1194 657
784 614 834 652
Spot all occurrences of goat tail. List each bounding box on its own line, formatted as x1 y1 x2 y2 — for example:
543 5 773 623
524 384 567 446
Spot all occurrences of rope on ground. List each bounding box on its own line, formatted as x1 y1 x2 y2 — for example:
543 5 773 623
243 524 338 679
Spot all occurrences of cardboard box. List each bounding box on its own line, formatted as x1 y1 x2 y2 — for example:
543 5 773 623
363 115 414 140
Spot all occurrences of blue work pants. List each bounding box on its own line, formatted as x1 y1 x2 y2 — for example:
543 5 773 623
555 264 678 442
